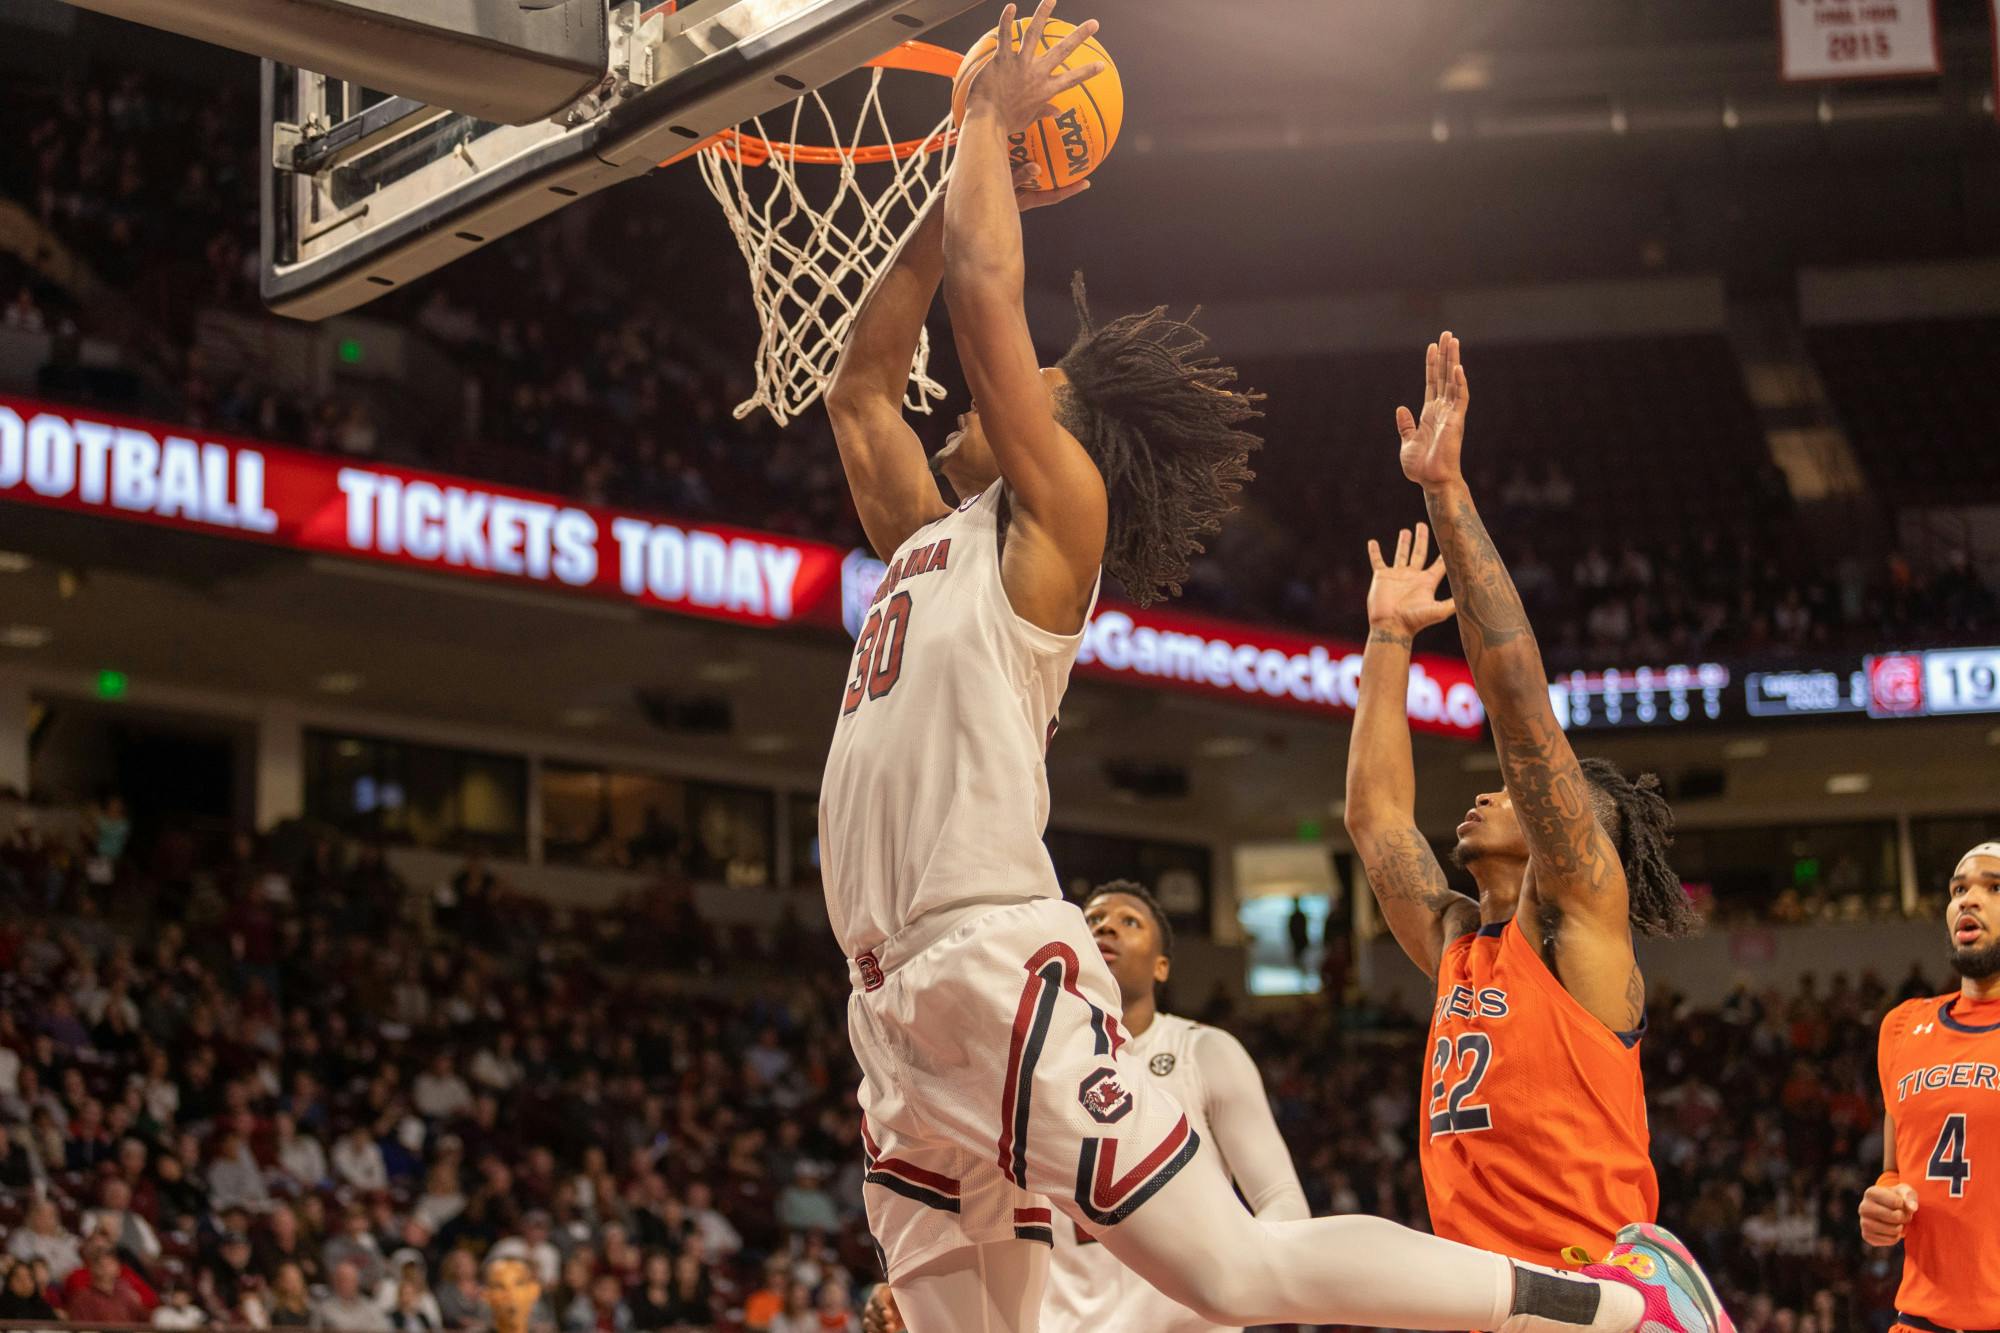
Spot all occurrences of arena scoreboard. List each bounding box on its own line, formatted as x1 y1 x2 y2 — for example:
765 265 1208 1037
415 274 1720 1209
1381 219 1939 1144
1549 663 1731 731
1558 646 2000 732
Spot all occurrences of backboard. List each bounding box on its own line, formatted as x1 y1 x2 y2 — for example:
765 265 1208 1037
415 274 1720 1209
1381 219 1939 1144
71 0 610 125
260 0 980 321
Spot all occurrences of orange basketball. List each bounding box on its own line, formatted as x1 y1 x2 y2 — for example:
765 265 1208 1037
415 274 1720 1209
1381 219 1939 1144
950 18 1121 192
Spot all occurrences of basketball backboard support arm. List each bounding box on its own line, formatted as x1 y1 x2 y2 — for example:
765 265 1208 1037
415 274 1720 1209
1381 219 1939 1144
62 0 609 126
261 0 981 322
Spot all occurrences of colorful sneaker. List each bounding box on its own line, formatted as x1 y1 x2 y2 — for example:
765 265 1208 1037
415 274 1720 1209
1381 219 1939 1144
1581 1223 1734 1333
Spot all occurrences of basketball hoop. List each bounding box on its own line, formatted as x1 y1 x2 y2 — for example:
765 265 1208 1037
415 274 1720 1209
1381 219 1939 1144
680 41 961 426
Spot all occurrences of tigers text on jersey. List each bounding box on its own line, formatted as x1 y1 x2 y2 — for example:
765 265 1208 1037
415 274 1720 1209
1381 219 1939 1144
1878 992 2000 1331
819 484 1092 959
1419 919 1657 1269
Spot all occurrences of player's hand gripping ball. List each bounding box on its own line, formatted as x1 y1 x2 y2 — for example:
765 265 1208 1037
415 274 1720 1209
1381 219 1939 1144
952 1 1122 191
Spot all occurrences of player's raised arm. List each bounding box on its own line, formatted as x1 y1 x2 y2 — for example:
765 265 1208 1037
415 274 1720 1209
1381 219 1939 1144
944 0 1109 628
1343 523 1474 977
822 196 954 561
1401 334 1639 1018
826 166 1085 562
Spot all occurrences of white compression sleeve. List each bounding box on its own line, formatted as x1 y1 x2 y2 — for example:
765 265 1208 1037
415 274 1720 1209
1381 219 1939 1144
1191 1026 1310 1221
1093 1130 1645 1331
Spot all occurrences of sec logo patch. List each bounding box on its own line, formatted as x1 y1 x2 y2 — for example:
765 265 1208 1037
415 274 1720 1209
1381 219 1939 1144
1149 1053 1176 1077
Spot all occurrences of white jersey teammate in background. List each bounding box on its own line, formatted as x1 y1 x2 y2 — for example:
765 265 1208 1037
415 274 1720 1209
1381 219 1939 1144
1045 881 1309 1333
865 880 1308 1333
820 1 1732 1328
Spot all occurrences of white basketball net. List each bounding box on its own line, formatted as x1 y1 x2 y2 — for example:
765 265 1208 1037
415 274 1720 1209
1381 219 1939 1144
697 71 957 427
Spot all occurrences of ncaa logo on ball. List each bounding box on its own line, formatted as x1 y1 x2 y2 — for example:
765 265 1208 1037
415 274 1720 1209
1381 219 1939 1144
1053 107 1092 175
1149 1053 1176 1077
1078 1068 1134 1124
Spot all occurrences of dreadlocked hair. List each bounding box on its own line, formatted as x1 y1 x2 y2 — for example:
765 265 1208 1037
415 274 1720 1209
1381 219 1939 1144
1578 757 1697 940
1054 274 1263 606
1082 879 1175 960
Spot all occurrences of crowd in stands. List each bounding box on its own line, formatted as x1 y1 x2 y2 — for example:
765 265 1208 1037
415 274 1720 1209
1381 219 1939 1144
1223 344 1996 667
2 61 1994 664
0 799 878 1332
0 790 1950 1333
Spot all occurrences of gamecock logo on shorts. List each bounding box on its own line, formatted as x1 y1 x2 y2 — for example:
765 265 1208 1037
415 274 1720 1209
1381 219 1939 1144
1078 1067 1134 1124
1149 1053 1176 1077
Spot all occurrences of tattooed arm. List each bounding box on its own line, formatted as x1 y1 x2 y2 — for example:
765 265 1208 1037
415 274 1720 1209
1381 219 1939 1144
1343 524 1474 977
1396 333 1640 1029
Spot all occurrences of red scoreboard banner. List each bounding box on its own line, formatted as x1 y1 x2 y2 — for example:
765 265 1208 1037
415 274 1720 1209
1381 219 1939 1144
1075 600 1483 738
1 394 1485 736
0 395 847 630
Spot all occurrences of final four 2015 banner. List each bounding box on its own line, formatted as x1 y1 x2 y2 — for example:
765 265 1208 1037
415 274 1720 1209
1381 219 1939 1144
0 394 1486 737
1776 0 1941 81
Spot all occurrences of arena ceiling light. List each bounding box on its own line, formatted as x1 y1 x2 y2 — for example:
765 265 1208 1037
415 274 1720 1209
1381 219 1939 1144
0 552 31 574
0 625 52 649
315 671 364 695
1722 738 1770 760
1196 736 1257 759
1825 773 1873 795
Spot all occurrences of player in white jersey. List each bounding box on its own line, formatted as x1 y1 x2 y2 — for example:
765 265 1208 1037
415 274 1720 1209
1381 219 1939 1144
1043 881 1309 1333
820 4 1731 1329
864 881 1308 1333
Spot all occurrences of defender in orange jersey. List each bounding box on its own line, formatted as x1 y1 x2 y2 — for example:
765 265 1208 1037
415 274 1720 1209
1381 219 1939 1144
1863 841 2000 1333
1349 337 1702 1270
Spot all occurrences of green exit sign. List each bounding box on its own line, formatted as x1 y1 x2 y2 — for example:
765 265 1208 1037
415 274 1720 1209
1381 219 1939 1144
96 669 128 700
336 337 364 365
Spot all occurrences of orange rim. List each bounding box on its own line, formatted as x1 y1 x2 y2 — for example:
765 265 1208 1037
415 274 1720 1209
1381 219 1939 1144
659 40 959 170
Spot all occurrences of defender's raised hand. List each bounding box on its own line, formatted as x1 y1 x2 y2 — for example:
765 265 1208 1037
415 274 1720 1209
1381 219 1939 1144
965 0 1106 135
1396 331 1470 490
1366 523 1456 643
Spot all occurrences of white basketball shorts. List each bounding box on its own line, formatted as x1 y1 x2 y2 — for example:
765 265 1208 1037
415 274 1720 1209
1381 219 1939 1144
847 896 1199 1282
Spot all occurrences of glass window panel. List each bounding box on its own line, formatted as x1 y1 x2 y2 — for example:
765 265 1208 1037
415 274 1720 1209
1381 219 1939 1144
688 783 773 887
458 753 526 847
1672 821 1897 924
1045 829 1213 930
790 793 821 890
302 731 524 857
1914 814 2000 915
543 765 610 865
